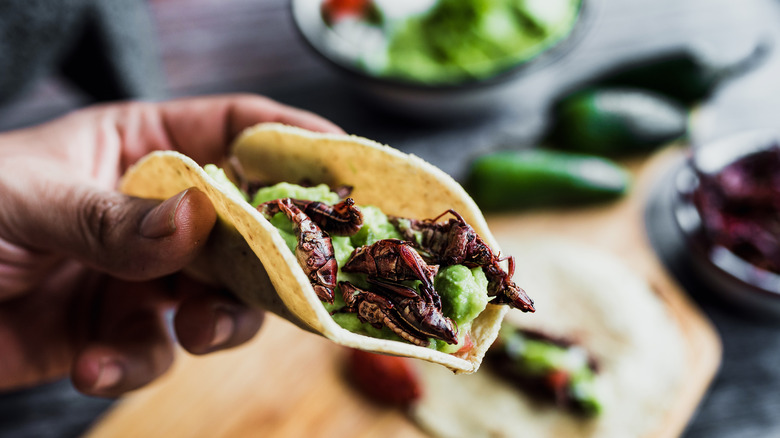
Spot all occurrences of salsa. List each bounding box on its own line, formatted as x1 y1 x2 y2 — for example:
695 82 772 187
691 144 780 274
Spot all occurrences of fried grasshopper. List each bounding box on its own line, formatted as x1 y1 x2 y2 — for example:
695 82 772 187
392 209 535 312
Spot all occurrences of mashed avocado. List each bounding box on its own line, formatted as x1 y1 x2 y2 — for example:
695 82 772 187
206 173 489 353
349 205 403 247
360 0 582 84
251 183 340 206
431 265 489 353
436 265 489 325
204 164 248 201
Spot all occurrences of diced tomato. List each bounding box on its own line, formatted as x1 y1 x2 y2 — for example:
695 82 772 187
456 333 474 355
321 0 371 24
323 0 369 14
545 369 570 392
346 349 422 406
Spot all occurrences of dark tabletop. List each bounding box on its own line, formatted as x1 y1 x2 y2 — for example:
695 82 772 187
1 0 780 436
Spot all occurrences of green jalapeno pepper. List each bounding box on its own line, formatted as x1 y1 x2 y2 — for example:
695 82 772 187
548 87 689 156
465 149 630 210
590 41 770 105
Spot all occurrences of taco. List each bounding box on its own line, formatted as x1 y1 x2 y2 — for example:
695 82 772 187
409 238 689 437
119 123 530 373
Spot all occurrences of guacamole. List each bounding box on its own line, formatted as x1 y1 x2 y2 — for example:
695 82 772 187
255 182 487 352
205 169 490 353
204 164 248 201
431 265 488 353
355 0 582 84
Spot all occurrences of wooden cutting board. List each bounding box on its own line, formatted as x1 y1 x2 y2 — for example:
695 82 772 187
85 146 721 438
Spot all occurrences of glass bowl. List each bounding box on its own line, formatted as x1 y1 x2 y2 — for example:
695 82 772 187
672 131 780 316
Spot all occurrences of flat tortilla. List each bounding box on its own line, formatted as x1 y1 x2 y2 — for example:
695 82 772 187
411 238 685 437
119 123 508 373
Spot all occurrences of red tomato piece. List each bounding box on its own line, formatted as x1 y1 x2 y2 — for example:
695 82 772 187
346 349 422 406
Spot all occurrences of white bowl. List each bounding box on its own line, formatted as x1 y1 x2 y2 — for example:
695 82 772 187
290 0 588 119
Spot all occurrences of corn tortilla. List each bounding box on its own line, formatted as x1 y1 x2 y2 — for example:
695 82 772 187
411 238 686 437
119 123 509 373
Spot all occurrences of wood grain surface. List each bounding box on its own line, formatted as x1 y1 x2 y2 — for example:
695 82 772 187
84 146 720 438
85 315 425 438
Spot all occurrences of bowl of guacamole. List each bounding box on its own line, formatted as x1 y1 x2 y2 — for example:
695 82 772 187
292 0 587 118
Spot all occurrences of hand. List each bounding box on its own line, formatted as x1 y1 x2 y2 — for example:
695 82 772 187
0 94 343 397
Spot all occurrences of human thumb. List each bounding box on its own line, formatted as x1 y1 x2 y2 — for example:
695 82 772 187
5 183 216 280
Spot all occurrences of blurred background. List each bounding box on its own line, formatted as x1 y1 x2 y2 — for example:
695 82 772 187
1 0 779 437
2 0 779 179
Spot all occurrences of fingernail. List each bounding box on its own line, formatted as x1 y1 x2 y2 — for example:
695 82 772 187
94 359 123 390
211 310 235 348
140 189 189 238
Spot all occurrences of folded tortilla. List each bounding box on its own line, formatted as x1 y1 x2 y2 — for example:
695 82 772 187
119 123 508 373
411 238 686 437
